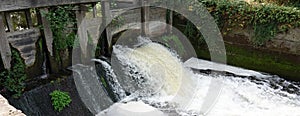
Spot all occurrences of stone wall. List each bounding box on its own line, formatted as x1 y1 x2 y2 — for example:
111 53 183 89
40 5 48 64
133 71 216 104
224 27 300 56
267 28 300 55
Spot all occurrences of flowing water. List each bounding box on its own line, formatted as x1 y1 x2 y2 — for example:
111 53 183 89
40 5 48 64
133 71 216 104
93 37 300 116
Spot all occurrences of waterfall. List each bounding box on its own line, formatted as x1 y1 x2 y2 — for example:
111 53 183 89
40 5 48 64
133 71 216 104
94 37 300 115
39 53 48 79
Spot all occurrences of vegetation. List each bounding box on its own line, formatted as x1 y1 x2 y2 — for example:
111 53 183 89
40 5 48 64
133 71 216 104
0 50 27 98
41 5 78 65
50 90 72 112
183 0 300 45
196 43 300 81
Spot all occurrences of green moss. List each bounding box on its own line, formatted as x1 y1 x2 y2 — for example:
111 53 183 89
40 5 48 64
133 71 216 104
196 44 300 81
100 76 108 88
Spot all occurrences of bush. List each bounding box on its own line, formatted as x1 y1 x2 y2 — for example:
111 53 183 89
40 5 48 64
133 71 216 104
0 49 26 98
50 90 72 112
195 0 300 45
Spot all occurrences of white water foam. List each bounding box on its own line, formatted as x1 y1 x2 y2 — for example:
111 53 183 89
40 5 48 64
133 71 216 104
98 37 300 116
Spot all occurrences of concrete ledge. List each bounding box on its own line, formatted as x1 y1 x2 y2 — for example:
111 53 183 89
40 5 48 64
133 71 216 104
0 95 25 116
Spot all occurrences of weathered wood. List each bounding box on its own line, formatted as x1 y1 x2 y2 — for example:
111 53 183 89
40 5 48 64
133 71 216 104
0 0 138 12
39 8 54 56
101 1 113 50
76 5 89 57
25 9 33 29
86 18 102 45
167 10 173 34
101 0 135 3
141 0 150 36
0 0 98 12
7 28 40 66
92 3 97 18
5 12 14 32
113 0 138 9
0 13 12 69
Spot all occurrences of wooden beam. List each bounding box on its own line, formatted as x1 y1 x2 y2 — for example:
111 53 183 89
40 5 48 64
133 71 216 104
4 12 14 32
167 10 173 34
101 0 112 56
141 0 149 36
25 9 34 29
92 3 97 18
0 13 11 69
0 0 138 12
39 8 54 56
0 0 101 12
76 5 89 57
101 0 135 3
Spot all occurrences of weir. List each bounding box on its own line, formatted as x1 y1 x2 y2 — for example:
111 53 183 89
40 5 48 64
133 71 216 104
95 37 300 115
1 0 300 116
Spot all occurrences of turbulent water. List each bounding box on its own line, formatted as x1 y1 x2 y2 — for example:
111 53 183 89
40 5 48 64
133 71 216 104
96 37 300 116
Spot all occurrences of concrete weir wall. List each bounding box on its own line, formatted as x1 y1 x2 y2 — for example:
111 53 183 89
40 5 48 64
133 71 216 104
267 28 300 55
0 95 25 116
224 27 300 56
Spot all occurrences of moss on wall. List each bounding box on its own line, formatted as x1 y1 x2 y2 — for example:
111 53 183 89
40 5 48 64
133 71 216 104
196 43 300 81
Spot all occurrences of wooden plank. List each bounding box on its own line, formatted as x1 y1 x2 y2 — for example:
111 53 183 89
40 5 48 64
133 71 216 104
101 1 112 50
0 13 11 69
4 12 14 32
112 1 138 9
141 0 149 36
101 0 135 3
0 0 103 12
92 3 97 18
0 0 140 12
25 9 33 29
76 5 89 57
39 8 54 56
167 10 173 34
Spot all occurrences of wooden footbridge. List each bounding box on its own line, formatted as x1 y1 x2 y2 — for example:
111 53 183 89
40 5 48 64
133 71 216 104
0 0 172 69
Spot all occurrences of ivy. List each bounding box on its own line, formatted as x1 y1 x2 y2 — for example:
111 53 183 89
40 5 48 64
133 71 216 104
42 6 77 51
0 49 27 98
194 0 300 45
40 5 78 64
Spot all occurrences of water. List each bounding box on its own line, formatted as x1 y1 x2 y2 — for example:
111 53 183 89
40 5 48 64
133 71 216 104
96 37 300 116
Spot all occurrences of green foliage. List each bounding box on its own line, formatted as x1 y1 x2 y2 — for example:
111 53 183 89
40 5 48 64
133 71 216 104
195 0 300 45
184 21 197 39
111 16 125 28
0 50 26 98
41 5 78 63
50 90 72 112
253 23 277 45
41 6 77 51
